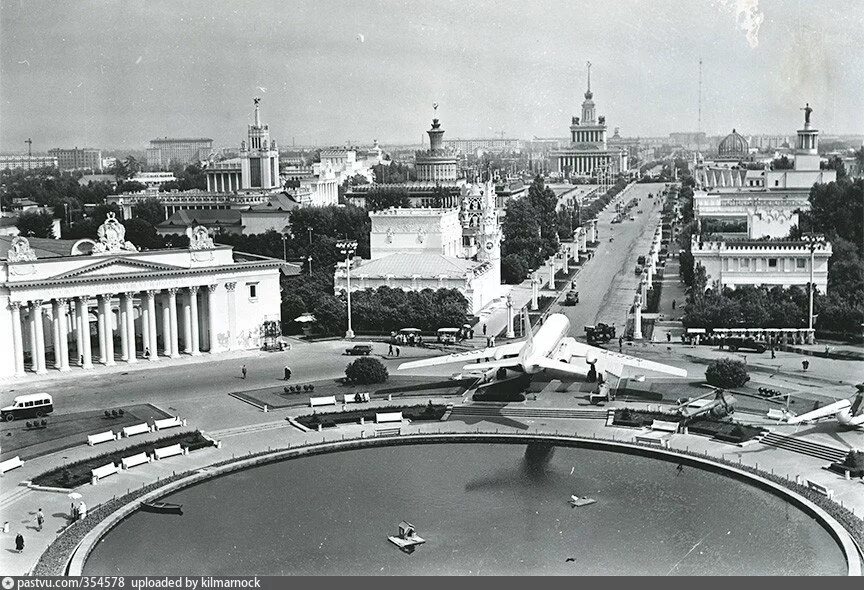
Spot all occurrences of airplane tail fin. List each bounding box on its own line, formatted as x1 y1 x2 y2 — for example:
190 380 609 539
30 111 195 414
851 392 864 416
519 309 533 364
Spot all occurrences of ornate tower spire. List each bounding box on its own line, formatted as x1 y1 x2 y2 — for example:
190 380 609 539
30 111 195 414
580 61 596 125
253 97 261 127
585 61 592 98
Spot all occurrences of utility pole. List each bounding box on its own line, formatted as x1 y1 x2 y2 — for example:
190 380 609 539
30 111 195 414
697 58 703 155
25 138 33 170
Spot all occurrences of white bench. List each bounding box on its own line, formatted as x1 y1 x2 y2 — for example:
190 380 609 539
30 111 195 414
153 443 186 460
635 432 670 448
766 409 788 421
376 411 403 424
91 462 119 483
343 392 370 404
375 427 401 437
154 417 186 431
309 395 337 408
0 456 24 474
122 422 152 438
87 430 118 446
806 479 834 499
650 420 679 433
121 452 151 470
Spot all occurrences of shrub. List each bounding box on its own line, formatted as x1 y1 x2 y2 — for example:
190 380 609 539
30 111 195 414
118 409 124 416
705 358 750 388
283 386 290 394
104 410 111 419
25 421 32 428
111 409 118 417
308 384 315 392
41 419 47 427
345 357 389 385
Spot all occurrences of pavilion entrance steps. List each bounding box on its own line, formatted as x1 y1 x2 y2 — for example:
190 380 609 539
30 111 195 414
759 432 848 463
449 404 607 421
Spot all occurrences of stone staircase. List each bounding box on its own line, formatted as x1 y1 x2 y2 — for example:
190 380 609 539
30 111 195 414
448 404 607 421
760 432 848 463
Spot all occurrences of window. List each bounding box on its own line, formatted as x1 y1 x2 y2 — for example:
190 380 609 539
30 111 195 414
768 258 778 268
796 258 807 269
741 258 750 269
247 283 258 300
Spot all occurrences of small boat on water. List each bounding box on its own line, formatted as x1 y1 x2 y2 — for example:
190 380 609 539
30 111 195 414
388 521 425 551
140 501 183 514
569 495 596 508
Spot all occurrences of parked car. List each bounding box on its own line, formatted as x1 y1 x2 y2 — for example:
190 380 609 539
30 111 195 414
629 215 635 221
344 344 373 356
564 290 579 305
724 337 767 353
634 265 643 275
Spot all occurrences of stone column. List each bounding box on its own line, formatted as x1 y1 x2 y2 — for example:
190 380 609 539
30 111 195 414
57 298 70 371
141 292 150 357
119 300 129 361
96 295 108 365
168 287 180 357
207 284 219 353
188 286 200 355
547 263 555 288
161 293 172 356
646 262 653 287
590 220 597 243
88 298 98 365
31 300 47 374
531 274 539 311
52 300 62 369
225 282 237 351
562 250 569 274
633 295 644 340
182 290 193 354
146 290 159 361
505 296 515 339
100 294 115 366
80 296 93 369
124 292 137 363
10 302 25 376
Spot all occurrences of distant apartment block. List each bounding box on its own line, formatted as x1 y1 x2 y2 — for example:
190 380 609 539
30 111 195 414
146 138 213 169
442 137 523 153
47 147 103 171
0 154 58 170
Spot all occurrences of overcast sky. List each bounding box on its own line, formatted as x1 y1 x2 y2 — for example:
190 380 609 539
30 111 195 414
1 0 862 151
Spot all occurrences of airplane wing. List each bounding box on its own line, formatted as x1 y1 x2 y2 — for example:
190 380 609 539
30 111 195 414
785 399 851 424
565 339 688 378
533 356 593 378
398 342 524 371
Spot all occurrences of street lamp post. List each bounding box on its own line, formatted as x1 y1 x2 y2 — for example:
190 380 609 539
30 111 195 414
338 240 358 338
803 234 824 340
307 256 313 276
281 235 287 261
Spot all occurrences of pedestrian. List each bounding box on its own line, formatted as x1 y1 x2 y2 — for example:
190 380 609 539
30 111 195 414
36 508 44 532
482 323 487 336
70 503 77 521
490 336 495 347
241 364 247 379
486 337 491 348
618 336 623 352
802 359 809 372
79 355 84 366
395 347 400 357
15 532 24 553
676 464 684 476
666 332 671 343
469 328 474 339
771 348 776 359
671 299 676 310
143 346 150 359
388 343 394 356
283 366 291 380
78 501 87 520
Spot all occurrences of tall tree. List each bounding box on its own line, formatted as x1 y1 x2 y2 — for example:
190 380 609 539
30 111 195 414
16 210 55 238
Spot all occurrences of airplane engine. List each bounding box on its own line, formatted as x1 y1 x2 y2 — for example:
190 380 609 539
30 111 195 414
836 410 864 428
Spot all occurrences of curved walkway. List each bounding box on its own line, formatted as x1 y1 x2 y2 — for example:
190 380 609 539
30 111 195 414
63 430 862 576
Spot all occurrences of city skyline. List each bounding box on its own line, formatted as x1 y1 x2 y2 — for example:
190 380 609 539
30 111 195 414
1 0 863 151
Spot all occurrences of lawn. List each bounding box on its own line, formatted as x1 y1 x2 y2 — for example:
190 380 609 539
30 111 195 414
32 430 215 489
231 375 472 410
0 404 172 461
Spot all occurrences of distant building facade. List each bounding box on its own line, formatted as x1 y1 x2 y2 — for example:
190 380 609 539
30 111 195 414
146 138 213 169
443 137 523 154
48 148 103 171
0 155 58 170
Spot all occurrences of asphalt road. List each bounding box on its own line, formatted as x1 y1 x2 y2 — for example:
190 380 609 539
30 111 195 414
553 182 666 339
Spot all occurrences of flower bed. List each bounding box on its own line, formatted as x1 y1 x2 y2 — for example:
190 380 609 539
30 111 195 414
295 404 446 429
612 408 679 427
828 450 864 478
686 420 765 443
32 430 216 489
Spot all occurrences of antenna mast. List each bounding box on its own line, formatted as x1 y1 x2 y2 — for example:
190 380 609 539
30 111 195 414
697 58 703 154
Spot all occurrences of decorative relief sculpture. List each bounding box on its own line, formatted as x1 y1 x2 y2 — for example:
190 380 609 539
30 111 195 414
92 212 136 254
417 227 427 243
7 236 37 262
189 225 215 250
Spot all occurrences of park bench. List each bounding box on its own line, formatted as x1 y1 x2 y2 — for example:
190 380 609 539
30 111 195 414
650 420 680 433
309 395 337 408
91 462 119 484
121 452 151 470
154 417 186 431
87 430 119 446
376 411 403 424
153 443 185 460
806 479 834 499
122 423 152 438
766 409 788 421
0 456 24 475
635 432 670 448
375 427 401 437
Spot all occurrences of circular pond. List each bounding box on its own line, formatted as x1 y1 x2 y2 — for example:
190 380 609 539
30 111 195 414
83 442 847 575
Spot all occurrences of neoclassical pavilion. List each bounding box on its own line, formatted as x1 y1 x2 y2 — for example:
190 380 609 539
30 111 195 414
0 215 294 380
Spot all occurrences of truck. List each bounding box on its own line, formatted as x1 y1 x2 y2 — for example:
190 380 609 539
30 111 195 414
585 323 616 345
564 290 579 306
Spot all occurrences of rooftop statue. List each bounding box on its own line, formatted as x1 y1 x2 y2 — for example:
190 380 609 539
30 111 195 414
7 236 37 262
802 102 812 125
92 212 136 254
189 225 215 250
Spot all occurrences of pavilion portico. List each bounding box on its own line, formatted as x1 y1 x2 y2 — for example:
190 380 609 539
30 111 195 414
9 282 237 376
1 217 291 380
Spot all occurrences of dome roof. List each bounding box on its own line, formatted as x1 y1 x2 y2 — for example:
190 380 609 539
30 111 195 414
718 129 748 157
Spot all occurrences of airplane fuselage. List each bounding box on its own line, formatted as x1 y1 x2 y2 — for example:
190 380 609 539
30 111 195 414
521 314 571 373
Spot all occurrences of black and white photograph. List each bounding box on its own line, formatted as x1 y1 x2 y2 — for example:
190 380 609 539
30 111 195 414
0 0 862 578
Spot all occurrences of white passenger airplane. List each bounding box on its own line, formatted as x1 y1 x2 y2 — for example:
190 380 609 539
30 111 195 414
785 390 864 430
398 313 687 384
